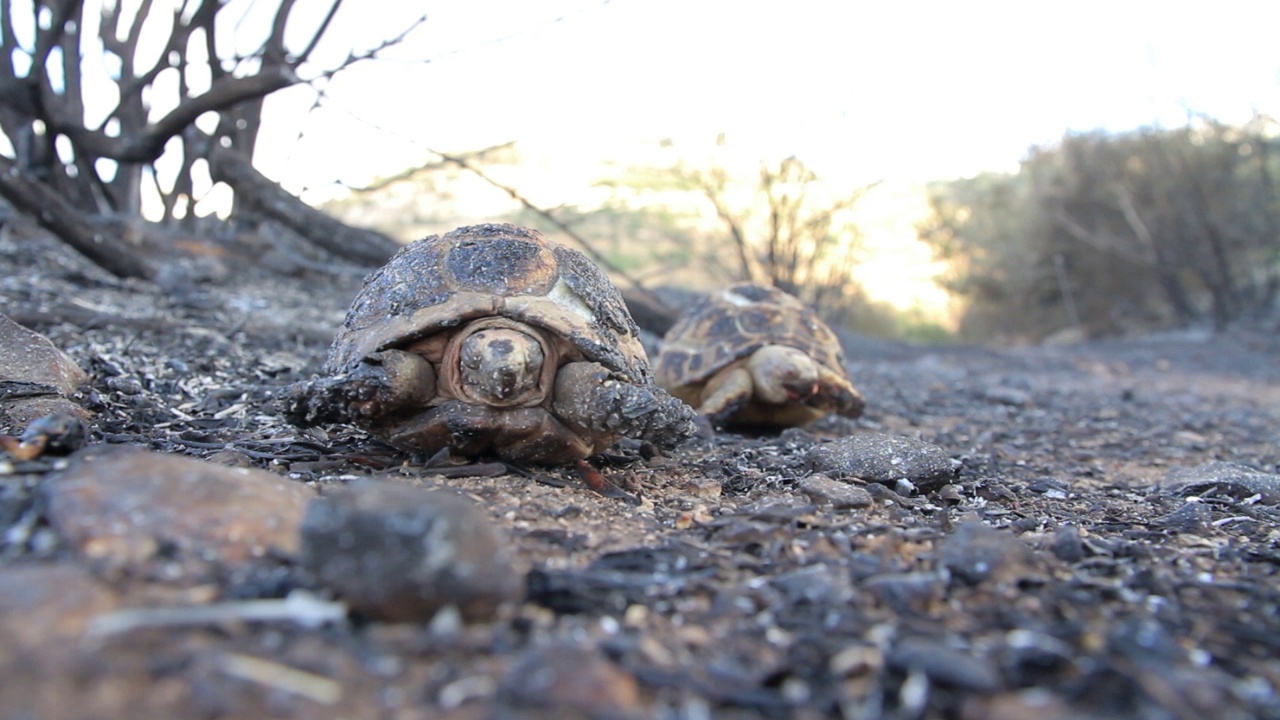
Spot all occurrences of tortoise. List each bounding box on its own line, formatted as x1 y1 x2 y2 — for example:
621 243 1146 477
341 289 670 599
285 224 697 465
655 282 864 428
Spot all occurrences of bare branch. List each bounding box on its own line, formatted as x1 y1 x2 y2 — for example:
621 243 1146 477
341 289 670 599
698 169 755 282
0 0 18 78
434 148 673 313
59 66 300 163
265 0 299 63
353 143 515 194
294 0 344 64
307 12 430 82
206 140 399 266
0 154 153 279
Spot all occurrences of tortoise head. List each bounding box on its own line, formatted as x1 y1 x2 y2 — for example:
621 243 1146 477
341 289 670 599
457 327 547 407
747 345 819 405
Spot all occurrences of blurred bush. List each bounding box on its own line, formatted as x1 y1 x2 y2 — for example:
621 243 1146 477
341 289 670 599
919 116 1280 342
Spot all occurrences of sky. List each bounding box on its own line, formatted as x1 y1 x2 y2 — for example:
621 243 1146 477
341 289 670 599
253 0 1280 198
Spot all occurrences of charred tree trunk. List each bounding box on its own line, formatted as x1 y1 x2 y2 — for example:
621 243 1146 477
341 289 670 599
207 143 400 267
1 0 428 276
0 155 153 280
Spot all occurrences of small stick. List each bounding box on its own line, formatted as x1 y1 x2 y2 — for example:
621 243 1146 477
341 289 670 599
218 652 342 705
87 590 346 637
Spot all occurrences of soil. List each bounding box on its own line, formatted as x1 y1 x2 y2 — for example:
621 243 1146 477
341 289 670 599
2 213 1280 720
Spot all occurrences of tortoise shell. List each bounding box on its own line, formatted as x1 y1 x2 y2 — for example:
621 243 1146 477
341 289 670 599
656 282 848 389
326 224 650 383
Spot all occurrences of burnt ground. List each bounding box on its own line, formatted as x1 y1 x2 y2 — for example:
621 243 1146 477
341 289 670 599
2 214 1280 720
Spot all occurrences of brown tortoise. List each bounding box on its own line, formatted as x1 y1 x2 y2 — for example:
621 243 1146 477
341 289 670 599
285 224 696 464
656 282 864 428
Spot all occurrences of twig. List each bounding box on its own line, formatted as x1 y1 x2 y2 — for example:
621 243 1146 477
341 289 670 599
217 652 342 705
87 590 347 637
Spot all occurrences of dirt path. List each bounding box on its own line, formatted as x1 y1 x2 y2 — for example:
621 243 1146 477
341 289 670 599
2 220 1279 719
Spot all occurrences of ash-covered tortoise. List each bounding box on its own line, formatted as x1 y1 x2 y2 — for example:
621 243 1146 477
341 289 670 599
656 282 864 428
286 224 696 465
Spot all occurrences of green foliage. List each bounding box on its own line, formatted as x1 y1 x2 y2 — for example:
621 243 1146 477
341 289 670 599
919 117 1280 341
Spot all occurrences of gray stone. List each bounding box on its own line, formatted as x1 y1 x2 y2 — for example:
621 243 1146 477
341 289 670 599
0 313 87 396
797 473 873 508
1158 461 1280 505
497 643 643 718
1050 524 1085 562
301 481 520 623
939 521 1037 585
981 385 1031 407
42 447 315 579
887 637 1001 692
0 313 89 429
806 432 961 492
0 563 119 649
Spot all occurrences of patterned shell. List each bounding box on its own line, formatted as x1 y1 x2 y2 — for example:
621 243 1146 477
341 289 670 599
326 224 652 384
656 282 848 388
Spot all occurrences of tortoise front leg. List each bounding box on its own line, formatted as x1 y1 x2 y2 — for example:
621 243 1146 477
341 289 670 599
552 361 697 452
284 349 436 427
695 366 754 425
812 365 865 418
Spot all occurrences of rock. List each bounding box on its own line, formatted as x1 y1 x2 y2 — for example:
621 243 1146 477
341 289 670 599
1049 524 1085 563
961 690 1072 720
888 637 1002 692
1152 501 1214 533
497 643 643 718
863 571 948 614
939 521 1037 586
797 473 873 508
0 312 89 429
772 562 854 605
1157 462 1280 505
806 433 961 493
0 563 119 649
981 386 1031 407
42 446 315 579
0 564 125 720
300 481 520 623
0 313 87 396
0 396 86 434
1 411 87 460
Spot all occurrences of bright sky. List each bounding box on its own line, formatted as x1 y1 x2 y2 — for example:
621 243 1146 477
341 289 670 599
255 0 1280 196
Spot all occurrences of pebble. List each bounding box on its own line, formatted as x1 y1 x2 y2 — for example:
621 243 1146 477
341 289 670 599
300 481 520 623
0 313 89 428
0 563 119 649
0 313 87 395
961 690 1072 720
1050 524 1085 563
981 386 1031 407
772 562 854 605
888 637 1002 692
806 432 961 493
797 473 873 508
939 521 1037 585
1158 461 1280 505
497 643 643 717
863 571 948 613
0 564 126 720
1152 501 1214 532
42 446 315 579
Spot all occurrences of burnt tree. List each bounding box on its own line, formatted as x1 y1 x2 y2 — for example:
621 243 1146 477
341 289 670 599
691 155 877 319
0 0 419 277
